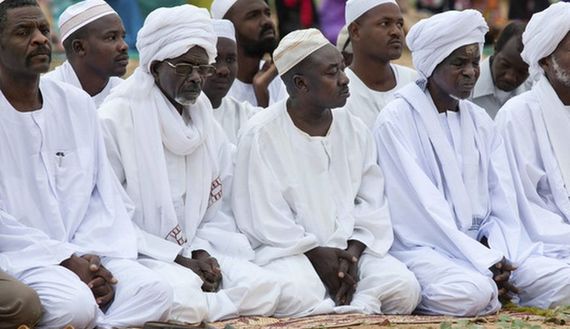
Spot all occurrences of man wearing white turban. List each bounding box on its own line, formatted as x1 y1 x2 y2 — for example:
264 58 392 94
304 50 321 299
210 0 288 108
373 9 570 315
0 0 172 328
98 5 284 323
233 28 421 317
496 3 570 264
342 0 417 130
44 0 129 107
203 19 260 145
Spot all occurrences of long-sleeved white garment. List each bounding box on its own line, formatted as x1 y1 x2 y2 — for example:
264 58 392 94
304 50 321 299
211 96 259 144
374 81 570 315
226 64 288 107
495 76 570 260
343 64 417 129
233 100 421 316
471 57 531 119
44 61 123 107
0 78 171 328
99 87 283 322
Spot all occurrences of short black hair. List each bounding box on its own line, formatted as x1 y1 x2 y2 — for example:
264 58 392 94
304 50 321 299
495 21 526 53
0 0 39 31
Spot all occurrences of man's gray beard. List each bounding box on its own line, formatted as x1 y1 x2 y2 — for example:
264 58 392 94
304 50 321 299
175 96 197 106
552 55 570 88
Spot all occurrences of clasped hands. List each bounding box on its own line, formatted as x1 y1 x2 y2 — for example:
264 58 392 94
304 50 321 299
175 249 222 292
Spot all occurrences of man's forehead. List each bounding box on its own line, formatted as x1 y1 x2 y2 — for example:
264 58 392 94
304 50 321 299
233 0 268 14
6 5 45 23
360 3 401 22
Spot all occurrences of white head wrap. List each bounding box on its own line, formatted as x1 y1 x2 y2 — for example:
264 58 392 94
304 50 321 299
336 25 352 54
406 9 488 79
273 28 330 76
213 19 236 42
521 2 570 79
136 5 217 72
58 0 117 42
345 0 397 25
210 0 238 19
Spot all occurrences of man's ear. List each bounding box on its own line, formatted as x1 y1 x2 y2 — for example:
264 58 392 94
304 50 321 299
71 39 86 56
293 74 308 93
347 22 360 43
538 56 550 72
150 60 161 82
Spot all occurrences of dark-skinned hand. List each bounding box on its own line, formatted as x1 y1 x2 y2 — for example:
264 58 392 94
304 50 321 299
252 61 278 107
175 251 222 292
335 240 366 305
490 257 519 302
305 246 358 305
60 254 117 311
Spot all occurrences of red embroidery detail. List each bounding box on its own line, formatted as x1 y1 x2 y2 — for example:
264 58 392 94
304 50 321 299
166 225 187 245
209 177 223 207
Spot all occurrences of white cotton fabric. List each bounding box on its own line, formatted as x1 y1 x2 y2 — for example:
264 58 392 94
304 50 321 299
273 28 330 76
137 4 217 72
211 96 260 145
345 0 397 25
58 0 117 42
343 65 417 129
44 60 123 107
374 81 570 313
226 67 288 107
406 9 488 79
0 78 172 327
232 100 421 315
521 2 570 79
336 25 352 54
496 76 570 259
210 0 237 19
213 19 236 42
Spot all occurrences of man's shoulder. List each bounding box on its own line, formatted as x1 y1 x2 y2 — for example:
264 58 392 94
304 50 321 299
495 91 536 126
40 77 92 103
239 100 287 139
393 64 418 85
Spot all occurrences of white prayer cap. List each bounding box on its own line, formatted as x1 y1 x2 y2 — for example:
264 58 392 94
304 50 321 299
210 0 237 19
336 25 352 54
136 4 217 72
273 28 330 76
213 19 236 42
521 2 570 79
58 0 117 43
345 0 398 25
406 9 488 79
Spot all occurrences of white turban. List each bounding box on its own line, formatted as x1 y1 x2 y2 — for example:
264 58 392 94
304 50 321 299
136 5 217 72
345 0 397 25
273 28 330 76
213 19 236 42
406 9 488 79
210 0 237 19
521 2 570 79
58 0 117 42
336 25 352 54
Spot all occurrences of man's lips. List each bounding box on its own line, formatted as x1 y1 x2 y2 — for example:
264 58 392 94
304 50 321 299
115 55 129 66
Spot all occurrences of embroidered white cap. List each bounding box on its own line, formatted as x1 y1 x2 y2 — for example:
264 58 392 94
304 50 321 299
345 0 397 25
213 19 236 42
59 0 117 42
273 28 330 75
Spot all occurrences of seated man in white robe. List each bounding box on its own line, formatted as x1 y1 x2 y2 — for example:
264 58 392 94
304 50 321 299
495 2 570 262
471 21 530 118
373 9 570 316
343 0 417 129
203 19 259 145
44 0 128 107
98 5 284 323
0 1 172 328
210 0 287 107
233 28 421 317
0 270 41 329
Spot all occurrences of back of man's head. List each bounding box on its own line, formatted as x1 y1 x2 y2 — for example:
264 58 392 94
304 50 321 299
0 0 39 31
494 21 526 54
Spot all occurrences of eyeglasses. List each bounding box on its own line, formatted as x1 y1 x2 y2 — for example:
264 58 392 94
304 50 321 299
164 61 216 78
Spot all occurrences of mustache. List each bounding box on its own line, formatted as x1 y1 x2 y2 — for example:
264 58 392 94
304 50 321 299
29 46 51 57
259 25 274 37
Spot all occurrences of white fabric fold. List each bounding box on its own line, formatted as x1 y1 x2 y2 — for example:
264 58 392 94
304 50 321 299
344 0 397 25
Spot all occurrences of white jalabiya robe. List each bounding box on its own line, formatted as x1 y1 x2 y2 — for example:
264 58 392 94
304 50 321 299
0 79 171 329
211 96 259 145
44 61 123 107
471 57 531 119
343 64 417 129
99 90 282 323
496 76 570 261
233 100 421 317
374 81 570 315
226 72 288 107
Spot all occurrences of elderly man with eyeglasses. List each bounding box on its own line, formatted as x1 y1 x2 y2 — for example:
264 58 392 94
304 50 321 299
98 5 284 323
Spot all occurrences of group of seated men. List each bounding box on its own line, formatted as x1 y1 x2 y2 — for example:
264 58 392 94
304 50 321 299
1 0 570 327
